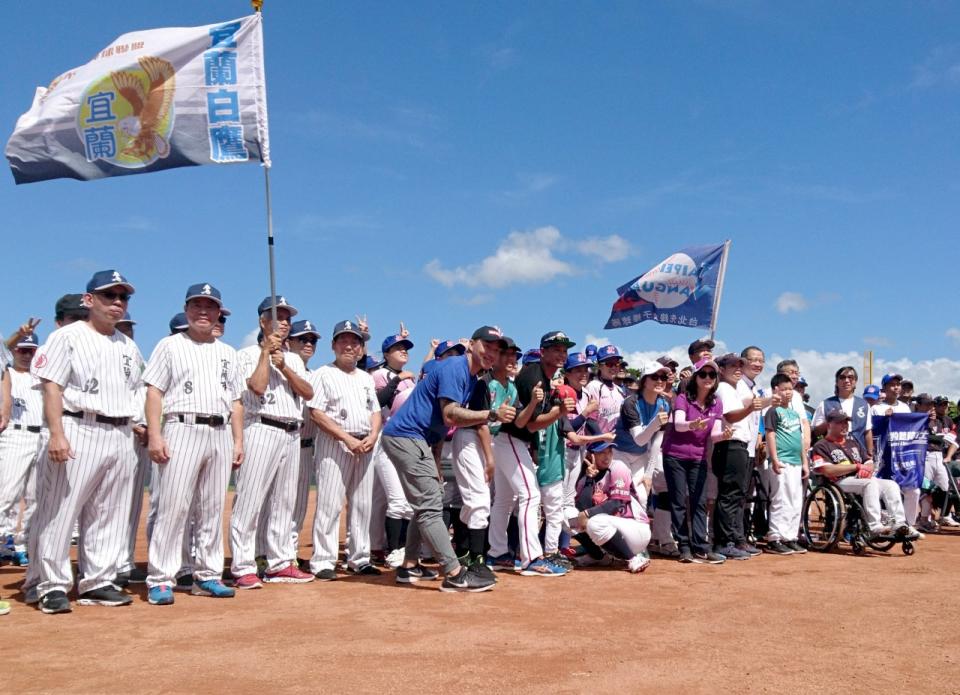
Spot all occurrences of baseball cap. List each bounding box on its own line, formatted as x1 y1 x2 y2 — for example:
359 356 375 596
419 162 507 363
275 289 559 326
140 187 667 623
220 307 232 317
914 393 934 406
881 373 903 387
715 352 746 368
863 385 881 400
585 344 598 362
185 283 223 306
522 349 541 365
257 294 298 317
564 352 591 371
657 355 680 369
796 376 808 388
596 345 622 363
332 320 364 340
86 269 135 295
540 331 576 349
54 294 88 321
692 357 719 374
640 361 671 380
688 338 715 357
290 320 321 339
169 312 188 334
15 333 39 349
382 334 414 353
435 340 466 358
502 337 522 355
934 395 949 405
825 410 851 423
360 355 381 370
587 440 615 453
471 326 509 348
116 311 136 326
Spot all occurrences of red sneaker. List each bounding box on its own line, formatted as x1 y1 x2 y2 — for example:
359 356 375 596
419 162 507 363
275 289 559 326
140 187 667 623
233 573 263 590
559 547 577 559
264 563 315 584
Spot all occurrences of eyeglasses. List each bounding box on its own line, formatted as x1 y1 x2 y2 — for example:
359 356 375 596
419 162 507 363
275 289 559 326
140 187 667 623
97 290 130 302
838 374 857 381
696 371 717 379
648 374 669 382
296 336 318 345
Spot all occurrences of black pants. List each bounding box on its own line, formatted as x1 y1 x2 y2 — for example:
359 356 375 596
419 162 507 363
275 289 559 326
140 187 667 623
711 440 751 547
663 456 709 554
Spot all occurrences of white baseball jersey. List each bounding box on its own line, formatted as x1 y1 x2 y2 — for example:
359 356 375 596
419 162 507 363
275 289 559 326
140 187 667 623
31 321 143 417
308 364 378 436
142 333 244 415
870 400 911 417
584 380 624 434
300 370 323 440
6 367 43 427
237 346 306 422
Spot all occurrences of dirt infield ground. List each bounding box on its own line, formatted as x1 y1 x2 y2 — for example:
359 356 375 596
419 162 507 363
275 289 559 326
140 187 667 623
4 493 960 694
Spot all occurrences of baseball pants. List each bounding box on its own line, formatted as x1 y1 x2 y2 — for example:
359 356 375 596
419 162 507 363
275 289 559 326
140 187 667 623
902 487 920 526
0 428 41 548
836 477 906 531
649 457 675 547
370 436 413 552
117 438 151 574
764 464 804 543
230 422 299 576
147 421 233 588
586 514 651 557
28 416 134 598
291 438 315 552
488 434 542 567
452 428 491 530
311 432 375 572
539 480 563 555
561 446 582 533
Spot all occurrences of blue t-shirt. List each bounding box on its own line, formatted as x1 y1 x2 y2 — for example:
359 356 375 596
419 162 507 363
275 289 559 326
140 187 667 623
383 355 477 445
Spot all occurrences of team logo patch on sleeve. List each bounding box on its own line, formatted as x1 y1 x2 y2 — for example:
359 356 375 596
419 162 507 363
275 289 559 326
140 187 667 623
34 354 47 369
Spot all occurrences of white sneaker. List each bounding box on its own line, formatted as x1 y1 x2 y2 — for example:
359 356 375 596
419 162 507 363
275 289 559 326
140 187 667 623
940 515 960 527
908 525 925 540
627 554 651 574
385 548 405 569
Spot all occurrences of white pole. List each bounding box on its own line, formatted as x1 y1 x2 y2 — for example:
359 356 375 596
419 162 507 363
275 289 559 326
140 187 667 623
264 166 278 329
709 240 732 343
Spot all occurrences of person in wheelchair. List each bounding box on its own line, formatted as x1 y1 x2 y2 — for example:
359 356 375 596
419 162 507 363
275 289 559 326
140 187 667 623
810 410 914 540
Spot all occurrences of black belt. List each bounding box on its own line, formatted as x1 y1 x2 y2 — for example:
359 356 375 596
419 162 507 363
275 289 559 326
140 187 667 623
717 439 748 448
63 410 130 427
11 424 42 433
301 438 314 448
174 414 227 427
259 415 299 432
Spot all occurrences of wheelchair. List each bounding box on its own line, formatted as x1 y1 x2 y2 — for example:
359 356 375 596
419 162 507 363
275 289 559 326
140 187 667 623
801 476 915 556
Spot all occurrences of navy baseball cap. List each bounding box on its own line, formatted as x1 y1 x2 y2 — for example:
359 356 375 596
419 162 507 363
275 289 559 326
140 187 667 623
360 355 380 370
688 338 715 356
471 326 509 348
169 312 188 334
15 333 39 349
881 373 903 387
564 352 590 371
587 440 615 453
382 334 414 353
290 320 321 339
257 294 298 317
116 311 136 326
54 294 88 321
185 283 223 306
435 340 465 358
86 269 135 295
502 337 522 355
332 319 364 340
540 331 575 349
596 345 621 363
585 344 598 361
863 385 881 400
797 376 808 387
220 307 232 317
522 349 541 365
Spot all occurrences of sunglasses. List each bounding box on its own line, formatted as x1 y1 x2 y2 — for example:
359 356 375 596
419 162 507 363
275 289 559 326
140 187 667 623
97 290 130 302
648 374 669 382
14 348 36 355
296 336 318 345
696 370 717 379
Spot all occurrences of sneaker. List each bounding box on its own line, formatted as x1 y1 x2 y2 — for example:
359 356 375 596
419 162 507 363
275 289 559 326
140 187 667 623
692 550 726 564
545 552 574 570
917 520 940 534
940 515 960 527
128 567 149 584
14 550 29 567
649 542 681 559
908 525 925 540
314 568 337 581
40 590 72 614
264 563 315 583
679 548 694 563
785 540 807 554
348 564 382 577
192 579 236 598
439 565 495 593
470 557 497 581
77 586 133 607
0 600 10 616
255 555 268 577
233 573 263 590
24 586 39 604
895 525 921 541
385 548 405 569
736 542 762 556
148 584 175 605
114 571 131 587
485 553 518 572
395 564 441 584
519 558 568 577
765 540 794 555
370 549 386 566
717 544 751 561
173 574 195 592
627 554 651 573
574 553 614 568
559 547 578 559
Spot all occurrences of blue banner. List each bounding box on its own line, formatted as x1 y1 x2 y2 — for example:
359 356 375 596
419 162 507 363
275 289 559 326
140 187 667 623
873 413 927 488
605 242 726 331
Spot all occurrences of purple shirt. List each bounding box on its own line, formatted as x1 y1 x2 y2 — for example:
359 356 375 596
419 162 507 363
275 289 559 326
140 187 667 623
661 392 723 461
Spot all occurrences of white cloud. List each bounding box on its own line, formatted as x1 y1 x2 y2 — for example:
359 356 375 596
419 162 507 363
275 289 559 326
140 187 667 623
575 234 633 262
240 327 260 349
775 291 808 314
947 328 960 345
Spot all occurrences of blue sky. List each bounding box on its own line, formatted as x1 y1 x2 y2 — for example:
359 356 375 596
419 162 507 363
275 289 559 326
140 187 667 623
2 2 959 398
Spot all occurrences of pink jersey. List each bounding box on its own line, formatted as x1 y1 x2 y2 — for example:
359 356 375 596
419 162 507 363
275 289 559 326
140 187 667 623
372 366 415 419
583 380 624 434
577 460 647 522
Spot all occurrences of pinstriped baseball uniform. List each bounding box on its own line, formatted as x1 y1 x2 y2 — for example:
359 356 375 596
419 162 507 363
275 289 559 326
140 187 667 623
0 366 44 551
291 369 322 551
115 383 150 577
143 333 244 588
229 346 305 577
25 321 143 599
370 366 414 554
309 362 380 573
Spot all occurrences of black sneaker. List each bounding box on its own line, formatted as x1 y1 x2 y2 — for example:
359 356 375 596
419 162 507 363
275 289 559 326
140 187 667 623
114 571 131 587
174 574 194 592
717 544 751 561
128 567 149 584
440 565 495 593
736 542 762 556
470 556 497 581
765 540 794 556
40 590 72 614
349 564 382 577
314 568 337 581
396 564 441 584
785 540 807 554
77 586 133 607
545 552 574 570
679 548 694 563
692 550 726 564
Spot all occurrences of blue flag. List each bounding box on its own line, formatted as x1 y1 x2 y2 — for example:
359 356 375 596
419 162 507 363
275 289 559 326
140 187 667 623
873 413 927 488
605 242 728 331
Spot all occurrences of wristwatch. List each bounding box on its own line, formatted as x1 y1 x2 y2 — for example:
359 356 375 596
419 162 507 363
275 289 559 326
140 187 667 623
487 409 499 424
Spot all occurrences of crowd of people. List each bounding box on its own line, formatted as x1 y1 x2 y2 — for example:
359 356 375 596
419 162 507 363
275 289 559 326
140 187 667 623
1 268 957 614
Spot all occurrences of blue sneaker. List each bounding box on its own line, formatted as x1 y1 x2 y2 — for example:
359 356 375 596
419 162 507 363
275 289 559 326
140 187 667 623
14 550 28 566
191 579 235 598
519 558 568 577
485 553 518 572
148 584 175 605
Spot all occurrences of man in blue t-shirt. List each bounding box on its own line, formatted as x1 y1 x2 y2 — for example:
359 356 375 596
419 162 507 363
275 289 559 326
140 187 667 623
381 326 515 593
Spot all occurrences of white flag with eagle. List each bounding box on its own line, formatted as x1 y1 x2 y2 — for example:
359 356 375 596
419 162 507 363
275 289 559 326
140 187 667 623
6 13 270 184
